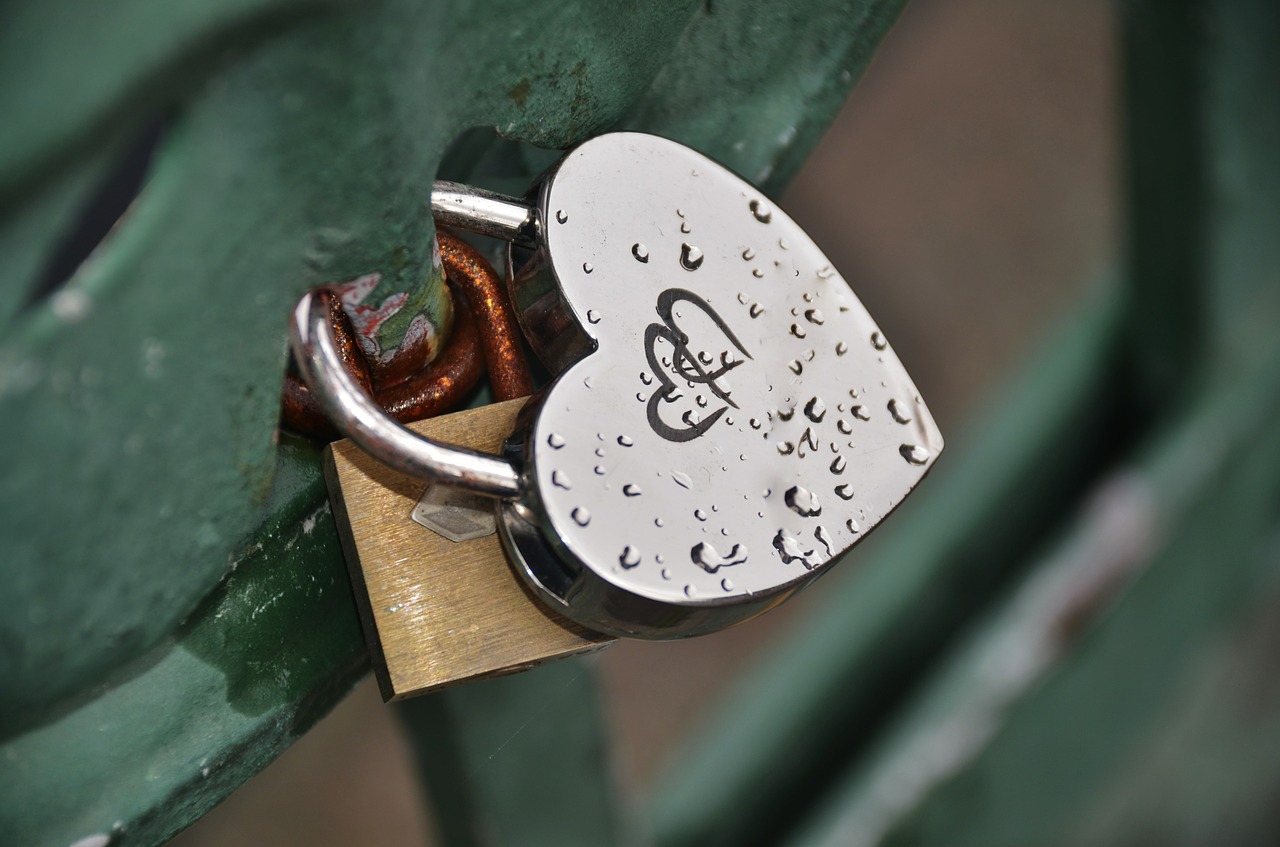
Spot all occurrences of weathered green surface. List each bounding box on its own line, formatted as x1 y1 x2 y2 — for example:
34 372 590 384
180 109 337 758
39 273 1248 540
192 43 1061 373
1 0 908 843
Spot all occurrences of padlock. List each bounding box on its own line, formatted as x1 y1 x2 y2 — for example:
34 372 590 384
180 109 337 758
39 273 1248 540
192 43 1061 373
294 132 943 642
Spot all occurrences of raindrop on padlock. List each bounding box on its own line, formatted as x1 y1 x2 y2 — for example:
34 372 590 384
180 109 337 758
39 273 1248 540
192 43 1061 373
805 397 827 423
805 308 825 325
900 444 930 465
552 470 572 490
633 242 650 263
555 209 569 224
785 485 822 517
871 331 887 350
620 546 641 568
623 484 642 497
835 483 854 500
888 398 912 424
571 507 590 526
749 199 773 223
680 243 704 270
547 433 566 449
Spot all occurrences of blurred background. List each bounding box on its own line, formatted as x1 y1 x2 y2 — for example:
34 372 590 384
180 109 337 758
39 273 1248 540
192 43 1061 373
173 0 1119 842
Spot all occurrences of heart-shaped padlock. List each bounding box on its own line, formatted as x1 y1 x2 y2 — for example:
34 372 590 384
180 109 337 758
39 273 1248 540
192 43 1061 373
293 132 942 639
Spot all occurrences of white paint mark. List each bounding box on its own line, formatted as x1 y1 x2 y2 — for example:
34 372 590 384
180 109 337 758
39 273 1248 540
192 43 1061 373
52 289 90 323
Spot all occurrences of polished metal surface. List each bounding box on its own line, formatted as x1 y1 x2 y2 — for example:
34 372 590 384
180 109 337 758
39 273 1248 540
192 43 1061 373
500 133 943 633
290 289 523 499
431 181 538 245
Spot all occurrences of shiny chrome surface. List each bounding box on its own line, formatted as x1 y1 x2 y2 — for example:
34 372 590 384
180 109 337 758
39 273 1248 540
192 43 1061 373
431 181 538 245
499 133 943 632
290 289 523 499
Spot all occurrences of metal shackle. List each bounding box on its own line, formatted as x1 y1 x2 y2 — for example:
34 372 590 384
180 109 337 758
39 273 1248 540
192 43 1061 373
288 182 534 499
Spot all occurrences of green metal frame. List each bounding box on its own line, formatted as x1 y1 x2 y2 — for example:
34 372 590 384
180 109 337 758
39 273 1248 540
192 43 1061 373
3 0 1278 844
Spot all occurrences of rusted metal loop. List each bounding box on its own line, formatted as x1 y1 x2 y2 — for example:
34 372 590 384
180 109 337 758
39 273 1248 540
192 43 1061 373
281 229 532 439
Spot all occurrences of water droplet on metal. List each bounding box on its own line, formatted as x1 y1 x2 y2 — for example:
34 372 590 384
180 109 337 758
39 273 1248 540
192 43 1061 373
571 507 590 526
835 483 854 500
620 546 641 568
837 419 853 434
830 455 846 475
851 405 870 421
594 465 606 475
871 331 887 350
752 268 765 278
617 435 634 446
547 433 566 449
694 508 708 521
623 484 642 497
778 441 795 455
552 470 572 489
633 242 650 263
888 398 912 424
583 376 594 389
680 243 704 270
773 529 819 568
779 237 790 250
749 303 764 318
695 394 708 408
722 578 735 591
790 323 807 338
661 568 672 579
555 209 568 224
655 517 665 527
672 471 693 489
691 541 748 573
742 247 756 260
788 360 804 375
835 341 848 356
737 292 750 304
640 372 654 385
636 392 647 402
680 221 692 233
594 447 605 457
847 517 860 532
804 309 825 325
817 265 835 279
587 309 602 324
815 525 834 557
749 199 773 223
804 397 827 423
900 444 930 465
785 485 822 517
750 417 762 429
582 262 594 274
777 405 796 422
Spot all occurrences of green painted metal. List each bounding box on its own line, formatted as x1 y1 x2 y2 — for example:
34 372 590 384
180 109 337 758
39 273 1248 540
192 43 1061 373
398 661 624 847
1 0 909 843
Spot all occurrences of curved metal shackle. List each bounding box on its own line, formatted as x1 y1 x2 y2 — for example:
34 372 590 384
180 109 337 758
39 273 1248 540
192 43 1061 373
290 288 524 499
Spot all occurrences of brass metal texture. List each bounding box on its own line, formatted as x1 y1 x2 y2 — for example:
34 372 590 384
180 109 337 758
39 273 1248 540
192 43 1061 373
324 398 612 700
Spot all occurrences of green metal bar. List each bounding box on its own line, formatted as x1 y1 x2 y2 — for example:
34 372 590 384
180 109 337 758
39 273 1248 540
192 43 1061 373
398 660 625 847
1121 0 1206 419
651 280 1127 847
